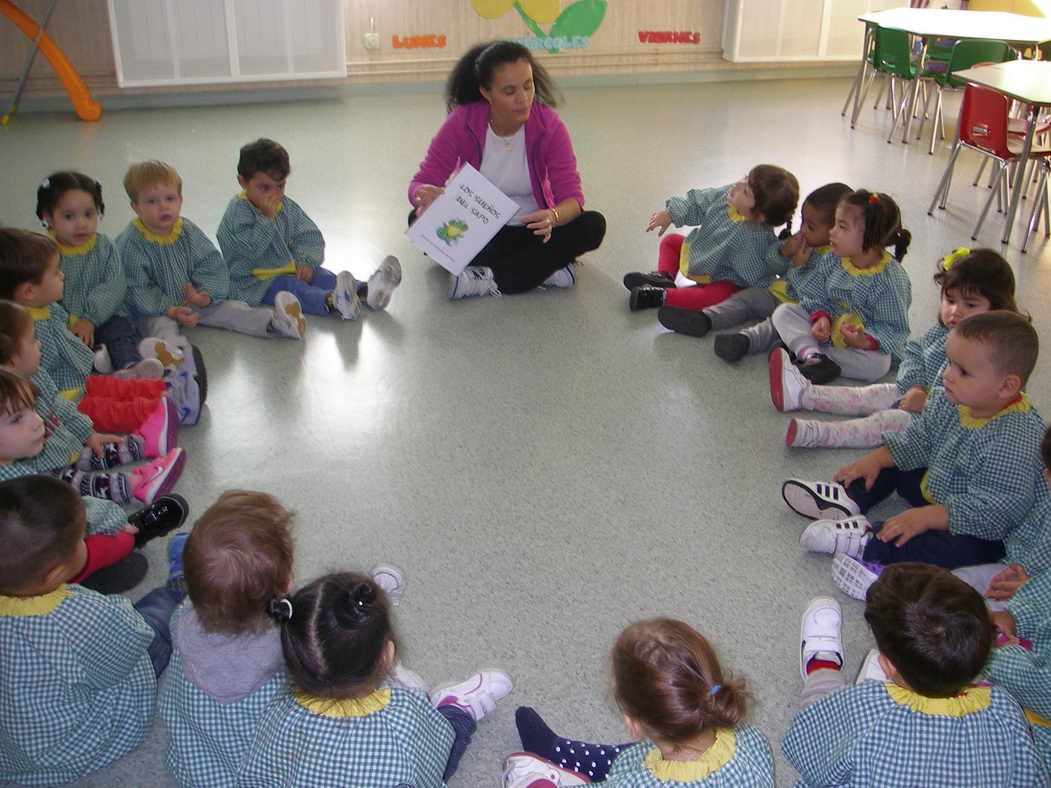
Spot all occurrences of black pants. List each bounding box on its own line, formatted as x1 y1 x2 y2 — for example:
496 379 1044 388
409 209 606 294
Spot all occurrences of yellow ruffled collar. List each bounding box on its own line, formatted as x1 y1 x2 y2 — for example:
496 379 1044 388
727 203 747 223
27 305 51 321
813 244 832 254
886 684 990 717
50 231 97 256
238 191 282 214
294 687 390 718
0 586 71 617
841 250 891 276
642 729 736 781
957 393 1031 430
133 217 183 245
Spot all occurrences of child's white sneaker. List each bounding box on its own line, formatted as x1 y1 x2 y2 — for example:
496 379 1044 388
540 265 576 289
271 291 307 338
782 478 861 519
800 516 872 558
832 553 884 600
390 663 428 692
769 347 810 412
800 596 843 680
369 562 406 606
333 271 361 320
429 668 513 721
93 344 114 374
855 648 889 684
366 255 402 311
503 753 589 787
449 267 500 299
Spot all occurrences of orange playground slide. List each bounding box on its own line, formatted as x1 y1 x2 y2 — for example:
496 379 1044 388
1 0 101 122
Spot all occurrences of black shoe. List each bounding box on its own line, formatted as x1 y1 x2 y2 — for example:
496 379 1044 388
622 271 675 291
798 354 841 384
630 286 666 311
130 494 189 548
79 552 148 594
191 345 207 406
657 306 712 337
714 332 751 362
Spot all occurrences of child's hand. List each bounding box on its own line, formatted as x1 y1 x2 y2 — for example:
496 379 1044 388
168 305 199 328
792 243 815 268
413 185 444 217
834 454 882 491
257 189 281 219
182 283 211 307
296 264 314 283
875 508 931 546
71 318 95 347
811 316 831 344
121 523 139 536
840 323 872 350
645 210 672 236
898 386 928 413
986 563 1031 601
780 231 804 259
85 432 124 457
990 610 1019 645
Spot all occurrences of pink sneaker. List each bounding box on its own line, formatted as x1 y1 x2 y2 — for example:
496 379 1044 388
132 447 186 503
135 396 177 458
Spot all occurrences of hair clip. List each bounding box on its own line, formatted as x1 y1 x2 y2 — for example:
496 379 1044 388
941 247 970 271
710 684 722 696
41 178 51 189
868 193 880 204
267 597 293 621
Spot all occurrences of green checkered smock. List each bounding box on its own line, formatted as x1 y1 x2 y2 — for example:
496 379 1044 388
32 367 92 446
158 605 284 788
0 585 156 786
885 387 1045 541
794 251 912 360
115 218 231 317
237 685 454 787
665 186 786 288
986 566 1051 771
32 303 92 394
782 682 1049 786
1003 485 1051 574
599 725 773 786
56 233 129 325
896 324 948 395
216 194 325 307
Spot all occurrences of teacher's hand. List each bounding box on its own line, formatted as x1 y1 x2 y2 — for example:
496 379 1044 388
523 208 558 244
413 185 444 217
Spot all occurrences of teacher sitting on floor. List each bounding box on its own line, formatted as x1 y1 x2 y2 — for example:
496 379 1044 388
409 40 606 300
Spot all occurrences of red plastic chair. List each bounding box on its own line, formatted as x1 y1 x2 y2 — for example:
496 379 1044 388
928 83 1051 240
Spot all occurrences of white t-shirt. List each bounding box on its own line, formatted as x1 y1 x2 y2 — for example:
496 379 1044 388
479 125 539 225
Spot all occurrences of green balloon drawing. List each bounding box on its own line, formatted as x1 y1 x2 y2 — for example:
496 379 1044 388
438 219 469 246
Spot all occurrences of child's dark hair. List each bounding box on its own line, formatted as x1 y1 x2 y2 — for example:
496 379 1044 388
748 164 799 229
237 139 291 181
183 490 294 635
0 368 37 417
954 310 1039 386
271 572 397 699
933 248 1017 315
0 300 33 365
804 182 853 229
0 228 59 299
865 563 990 697
445 40 559 113
612 618 747 744
35 171 105 222
0 475 83 595
840 190 911 261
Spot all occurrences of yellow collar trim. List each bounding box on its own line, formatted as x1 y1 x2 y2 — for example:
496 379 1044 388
814 244 831 254
133 217 183 245
885 684 990 716
237 191 282 214
957 393 1031 430
1025 708 1051 728
642 729 735 781
841 250 891 276
51 232 97 256
294 687 390 718
0 586 71 617
28 305 51 321
726 203 747 223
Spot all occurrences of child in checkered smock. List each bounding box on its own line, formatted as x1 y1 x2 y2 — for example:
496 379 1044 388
623 164 798 315
777 248 1018 449
0 476 186 786
505 618 773 788
768 189 912 385
237 570 512 787
786 565 1048 787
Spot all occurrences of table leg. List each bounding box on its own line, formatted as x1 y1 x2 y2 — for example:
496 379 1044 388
1002 103 1038 246
902 37 928 144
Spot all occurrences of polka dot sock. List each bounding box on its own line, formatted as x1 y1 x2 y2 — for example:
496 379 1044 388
515 706 630 782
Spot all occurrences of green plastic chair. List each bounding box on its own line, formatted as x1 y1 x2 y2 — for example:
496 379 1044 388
855 27 917 138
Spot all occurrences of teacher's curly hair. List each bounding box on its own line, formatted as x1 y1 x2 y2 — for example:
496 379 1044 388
445 40 560 112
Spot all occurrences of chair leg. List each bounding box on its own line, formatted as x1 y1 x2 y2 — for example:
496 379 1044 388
928 91 943 156
974 163 1009 240
888 84 911 144
930 143 963 214
854 71 878 128
1022 166 1049 254
916 83 934 143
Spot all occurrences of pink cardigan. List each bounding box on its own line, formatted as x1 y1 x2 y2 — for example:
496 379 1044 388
409 101 586 211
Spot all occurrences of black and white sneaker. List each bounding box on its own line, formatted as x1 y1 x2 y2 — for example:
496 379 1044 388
782 478 861 519
629 286 666 311
622 270 675 290
130 494 189 548
657 306 712 336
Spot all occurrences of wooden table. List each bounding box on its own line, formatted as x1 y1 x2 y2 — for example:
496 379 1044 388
952 60 1051 246
847 8 1051 139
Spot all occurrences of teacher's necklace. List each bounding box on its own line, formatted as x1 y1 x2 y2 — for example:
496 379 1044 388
489 118 517 151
